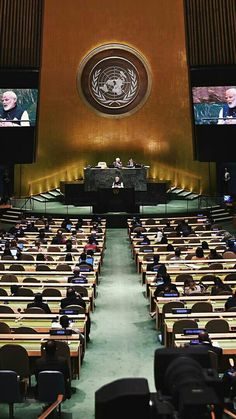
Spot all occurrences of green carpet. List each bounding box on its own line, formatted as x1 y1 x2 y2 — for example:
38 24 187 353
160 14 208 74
0 229 160 418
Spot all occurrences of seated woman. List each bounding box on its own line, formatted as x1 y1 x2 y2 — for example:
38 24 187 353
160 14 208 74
211 276 232 295
191 247 206 260
127 157 135 167
154 274 179 298
208 248 223 260
112 176 124 188
183 278 205 295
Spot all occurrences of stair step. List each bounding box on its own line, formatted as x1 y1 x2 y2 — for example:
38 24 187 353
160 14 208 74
171 188 185 194
32 196 46 202
213 215 233 222
39 193 54 200
2 213 19 219
186 193 200 200
47 190 62 197
177 191 193 197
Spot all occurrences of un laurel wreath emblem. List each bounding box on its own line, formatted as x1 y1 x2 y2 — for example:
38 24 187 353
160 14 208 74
77 44 151 117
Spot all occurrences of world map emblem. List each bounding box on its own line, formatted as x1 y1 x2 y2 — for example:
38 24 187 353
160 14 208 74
77 44 151 117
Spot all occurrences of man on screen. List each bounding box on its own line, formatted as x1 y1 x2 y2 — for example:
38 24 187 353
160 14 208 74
218 87 236 124
0 90 30 126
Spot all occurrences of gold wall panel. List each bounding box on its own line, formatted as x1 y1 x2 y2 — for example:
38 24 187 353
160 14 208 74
15 0 213 197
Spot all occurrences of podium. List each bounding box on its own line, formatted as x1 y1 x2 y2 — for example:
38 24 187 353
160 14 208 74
93 188 139 213
84 167 148 191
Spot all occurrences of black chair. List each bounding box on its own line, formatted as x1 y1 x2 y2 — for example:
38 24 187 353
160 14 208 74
17 288 34 297
0 344 30 387
0 305 14 313
191 301 213 313
0 370 23 418
23 277 40 283
41 341 72 381
72 285 88 297
0 322 11 333
14 326 38 334
0 273 18 283
0 287 8 296
24 307 46 314
205 319 230 333
9 264 25 271
37 371 65 416
65 304 85 314
42 288 62 297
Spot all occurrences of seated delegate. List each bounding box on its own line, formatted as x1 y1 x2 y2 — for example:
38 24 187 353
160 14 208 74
113 157 123 168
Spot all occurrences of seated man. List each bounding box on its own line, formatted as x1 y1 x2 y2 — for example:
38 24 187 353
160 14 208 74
61 288 86 310
27 293 51 314
112 175 124 188
77 252 94 271
113 157 123 168
35 339 71 399
197 331 223 360
60 288 90 341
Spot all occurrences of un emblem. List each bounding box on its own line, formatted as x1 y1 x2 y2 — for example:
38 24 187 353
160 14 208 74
77 44 151 117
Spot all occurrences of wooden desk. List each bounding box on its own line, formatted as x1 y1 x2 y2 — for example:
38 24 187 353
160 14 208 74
164 313 236 347
154 295 230 330
0 295 90 314
0 282 95 312
0 333 81 378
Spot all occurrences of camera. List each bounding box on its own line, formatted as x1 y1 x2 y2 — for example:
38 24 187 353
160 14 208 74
95 347 228 419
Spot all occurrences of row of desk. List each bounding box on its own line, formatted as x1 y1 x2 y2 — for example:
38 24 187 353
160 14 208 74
0 217 107 382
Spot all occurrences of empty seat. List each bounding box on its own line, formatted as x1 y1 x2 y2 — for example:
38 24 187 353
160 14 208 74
0 273 18 283
191 302 213 312
225 273 236 282
9 264 25 271
205 319 230 333
23 277 40 283
162 301 184 315
0 305 14 313
0 322 11 333
0 370 23 418
17 288 34 297
172 319 198 335
0 288 8 296
175 273 193 283
14 326 38 334
36 265 51 271
56 263 72 271
42 288 62 297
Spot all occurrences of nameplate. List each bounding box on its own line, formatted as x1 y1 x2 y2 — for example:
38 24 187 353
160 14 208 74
183 328 205 335
59 309 79 315
172 308 191 314
50 329 72 336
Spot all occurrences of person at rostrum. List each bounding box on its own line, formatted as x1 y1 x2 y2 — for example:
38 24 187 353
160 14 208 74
0 90 30 126
35 339 71 399
112 175 124 188
218 88 236 124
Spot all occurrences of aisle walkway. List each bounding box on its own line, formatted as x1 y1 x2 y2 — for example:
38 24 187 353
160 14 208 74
69 229 159 418
5 228 159 419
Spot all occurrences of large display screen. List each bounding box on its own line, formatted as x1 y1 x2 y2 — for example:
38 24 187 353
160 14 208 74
192 86 236 125
0 70 39 163
190 67 236 161
0 88 38 127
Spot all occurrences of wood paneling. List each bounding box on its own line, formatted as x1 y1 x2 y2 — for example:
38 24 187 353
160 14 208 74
184 0 236 66
14 0 212 196
0 0 43 68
